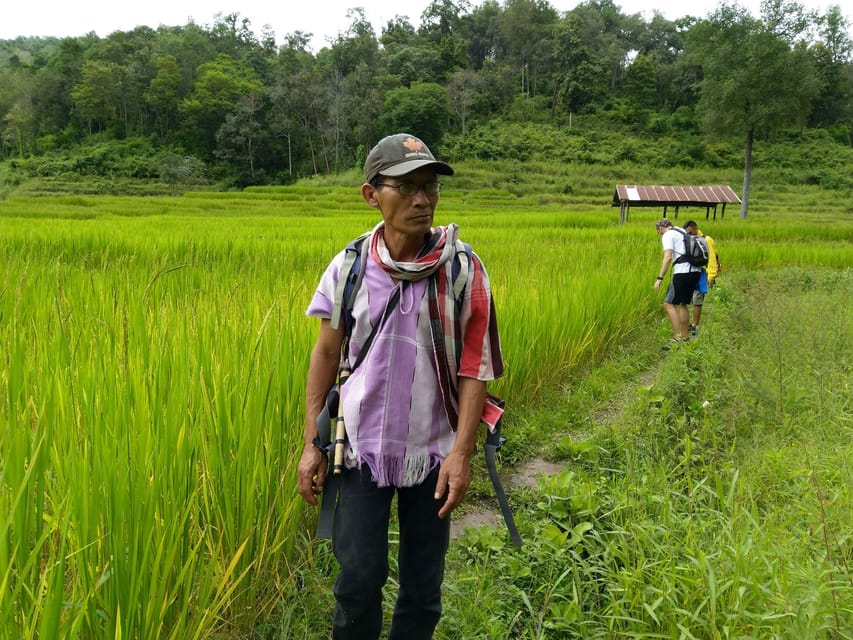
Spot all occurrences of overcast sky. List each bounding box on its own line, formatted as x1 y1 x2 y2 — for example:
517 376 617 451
2 0 845 52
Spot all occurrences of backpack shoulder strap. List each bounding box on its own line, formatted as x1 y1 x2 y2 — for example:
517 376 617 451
330 231 371 332
451 240 473 301
672 227 688 264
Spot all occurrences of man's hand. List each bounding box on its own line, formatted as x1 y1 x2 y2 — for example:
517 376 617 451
435 450 472 518
297 445 328 506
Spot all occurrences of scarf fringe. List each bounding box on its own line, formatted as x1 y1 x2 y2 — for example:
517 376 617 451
359 452 440 488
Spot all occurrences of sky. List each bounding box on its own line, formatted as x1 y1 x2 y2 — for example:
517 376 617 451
1 0 844 52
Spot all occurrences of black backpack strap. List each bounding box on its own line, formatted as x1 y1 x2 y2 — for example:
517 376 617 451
451 241 472 300
330 232 370 331
672 227 688 264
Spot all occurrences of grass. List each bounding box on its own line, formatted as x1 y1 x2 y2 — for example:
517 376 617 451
429 267 853 639
1 168 853 638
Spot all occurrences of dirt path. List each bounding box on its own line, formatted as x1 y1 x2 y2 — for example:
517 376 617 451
450 457 565 538
450 366 658 539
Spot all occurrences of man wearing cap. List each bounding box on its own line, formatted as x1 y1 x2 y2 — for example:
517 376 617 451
297 133 504 639
653 218 702 348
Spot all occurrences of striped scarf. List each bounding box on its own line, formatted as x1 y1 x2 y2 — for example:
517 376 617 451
369 222 458 281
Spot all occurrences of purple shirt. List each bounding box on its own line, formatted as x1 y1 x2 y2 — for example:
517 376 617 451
307 249 451 487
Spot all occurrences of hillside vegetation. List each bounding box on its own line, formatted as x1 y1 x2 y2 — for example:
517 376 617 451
2 0 852 193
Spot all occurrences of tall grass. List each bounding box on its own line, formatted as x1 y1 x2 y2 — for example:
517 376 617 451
2 174 852 637
439 267 853 639
1 212 327 636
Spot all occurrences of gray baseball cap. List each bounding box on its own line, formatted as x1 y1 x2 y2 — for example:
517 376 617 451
364 133 454 183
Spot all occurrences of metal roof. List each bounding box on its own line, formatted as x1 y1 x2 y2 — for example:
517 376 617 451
612 185 741 207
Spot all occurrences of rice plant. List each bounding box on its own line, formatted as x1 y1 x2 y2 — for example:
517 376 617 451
2 175 853 637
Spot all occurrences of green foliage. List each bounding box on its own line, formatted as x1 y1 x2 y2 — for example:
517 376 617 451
433 266 853 639
179 54 263 156
6 138 206 186
157 152 207 194
2 0 851 184
378 82 452 144
2 160 853 638
70 59 122 134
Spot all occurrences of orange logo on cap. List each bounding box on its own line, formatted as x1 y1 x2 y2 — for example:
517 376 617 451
402 137 423 152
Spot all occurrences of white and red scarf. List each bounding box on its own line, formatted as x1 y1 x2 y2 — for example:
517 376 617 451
367 222 504 432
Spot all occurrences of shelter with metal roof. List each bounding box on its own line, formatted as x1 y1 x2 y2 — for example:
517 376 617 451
612 185 741 224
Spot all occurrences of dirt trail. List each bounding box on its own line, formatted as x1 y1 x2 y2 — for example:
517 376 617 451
450 366 658 539
450 458 565 538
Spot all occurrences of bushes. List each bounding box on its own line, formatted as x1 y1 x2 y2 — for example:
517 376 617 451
4 119 853 195
442 119 853 175
10 138 188 180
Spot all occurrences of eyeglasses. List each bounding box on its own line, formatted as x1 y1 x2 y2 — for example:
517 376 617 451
376 181 441 197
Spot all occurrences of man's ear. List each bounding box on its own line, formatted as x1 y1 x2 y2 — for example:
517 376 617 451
362 183 381 209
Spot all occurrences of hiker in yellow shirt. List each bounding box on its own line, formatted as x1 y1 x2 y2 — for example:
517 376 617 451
683 220 721 336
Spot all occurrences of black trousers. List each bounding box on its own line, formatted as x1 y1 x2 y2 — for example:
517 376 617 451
331 465 450 640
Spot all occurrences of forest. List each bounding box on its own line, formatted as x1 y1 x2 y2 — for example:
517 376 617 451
1 0 852 189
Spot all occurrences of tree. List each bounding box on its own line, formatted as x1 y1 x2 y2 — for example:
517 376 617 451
32 37 86 138
386 41 446 85
420 0 470 39
381 16 418 47
94 27 159 138
268 35 327 176
0 68 37 156
633 12 692 111
326 9 380 76
71 60 121 134
146 56 182 138
688 3 820 217
418 0 471 75
551 13 607 116
458 0 502 70
808 5 853 128
447 69 485 135
496 0 559 98
378 83 451 145
619 53 658 114
567 0 632 94
157 152 206 194
215 93 263 183
153 23 217 95
179 54 263 158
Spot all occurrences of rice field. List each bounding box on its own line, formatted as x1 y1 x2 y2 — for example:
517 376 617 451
2 177 852 638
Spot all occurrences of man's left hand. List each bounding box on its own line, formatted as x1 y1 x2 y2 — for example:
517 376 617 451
435 451 472 518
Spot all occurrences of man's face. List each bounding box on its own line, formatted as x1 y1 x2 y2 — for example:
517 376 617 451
684 225 697 236
656 225 669 236
365 167 440 240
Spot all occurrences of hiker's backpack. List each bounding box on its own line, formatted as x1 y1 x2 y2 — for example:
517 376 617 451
674 228 710 268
